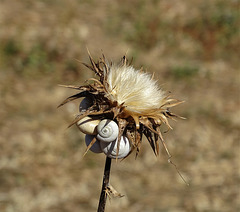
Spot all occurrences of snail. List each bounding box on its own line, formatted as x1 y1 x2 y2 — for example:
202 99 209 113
100 136 131 159
79 97 93 112
77 98 100 135
96 119 119 143
85 134 103 153
79 118 129 158
77 116 100 135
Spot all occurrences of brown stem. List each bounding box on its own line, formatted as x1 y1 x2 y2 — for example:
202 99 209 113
97 156 112 212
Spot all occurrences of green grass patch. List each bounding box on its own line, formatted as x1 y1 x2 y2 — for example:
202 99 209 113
170 65 199 79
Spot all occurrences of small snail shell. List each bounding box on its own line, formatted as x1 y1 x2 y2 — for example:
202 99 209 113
96 119 119 143
100 136 131 159
77 116 100 135
85 135 103 153
79 98 93 112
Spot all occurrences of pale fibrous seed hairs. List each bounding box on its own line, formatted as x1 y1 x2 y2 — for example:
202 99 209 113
105 64 166 114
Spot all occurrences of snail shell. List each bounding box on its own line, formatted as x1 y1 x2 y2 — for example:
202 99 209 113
85 134 103 153
77 116 100 135
79 97 93 112
100 136 131 159
96 119 119 143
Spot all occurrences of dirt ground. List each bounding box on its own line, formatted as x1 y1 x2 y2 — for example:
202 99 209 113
0 0 239 212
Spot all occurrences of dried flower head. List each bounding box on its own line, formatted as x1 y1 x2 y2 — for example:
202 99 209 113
59 52 184 159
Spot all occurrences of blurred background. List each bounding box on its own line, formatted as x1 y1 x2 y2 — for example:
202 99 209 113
0 0 239 211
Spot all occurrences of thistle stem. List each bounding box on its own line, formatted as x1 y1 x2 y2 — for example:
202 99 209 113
97 156 112 212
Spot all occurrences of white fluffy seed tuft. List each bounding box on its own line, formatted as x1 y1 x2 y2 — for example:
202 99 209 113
105 65 166 114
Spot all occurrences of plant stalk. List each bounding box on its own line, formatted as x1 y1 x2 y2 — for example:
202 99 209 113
97 156 112 212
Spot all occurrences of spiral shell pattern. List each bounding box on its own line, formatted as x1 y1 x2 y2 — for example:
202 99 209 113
96 119 119 143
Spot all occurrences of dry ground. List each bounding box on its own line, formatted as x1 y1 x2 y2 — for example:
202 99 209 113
0 0 239 212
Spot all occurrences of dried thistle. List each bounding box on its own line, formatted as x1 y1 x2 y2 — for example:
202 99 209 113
58 52 184 159
59 51 185 212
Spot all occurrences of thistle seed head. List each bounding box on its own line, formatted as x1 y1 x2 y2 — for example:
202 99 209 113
59 52 184 158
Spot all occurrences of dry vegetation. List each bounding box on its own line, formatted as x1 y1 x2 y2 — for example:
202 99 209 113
0 0 239 211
